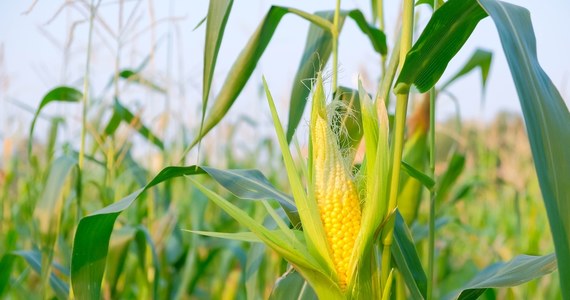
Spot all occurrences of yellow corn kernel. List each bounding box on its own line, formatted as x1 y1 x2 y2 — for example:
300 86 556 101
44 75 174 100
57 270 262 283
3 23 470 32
312 112 361 290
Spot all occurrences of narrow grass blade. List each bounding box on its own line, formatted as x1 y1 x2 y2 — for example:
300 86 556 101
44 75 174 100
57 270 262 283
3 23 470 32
394 0 488 94
448 254 557 300
28 86 82 156
477 1 570 296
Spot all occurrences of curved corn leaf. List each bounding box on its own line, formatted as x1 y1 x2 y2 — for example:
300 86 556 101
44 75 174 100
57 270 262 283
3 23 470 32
392 211 428 300
71 166 206 299
200 167 299 225
189 6 332 152
286 11 340 143
28 86 82 156
286 11 385 143
201 0 234 139
103 99 164 150
394 0 488 94
440 48 493 91
477 0 570 296
269 269 317 300
70 165 300 298
447 254 557 300
435 152 465 205
0 250 69 299
117 70 166 94
346 10 387 56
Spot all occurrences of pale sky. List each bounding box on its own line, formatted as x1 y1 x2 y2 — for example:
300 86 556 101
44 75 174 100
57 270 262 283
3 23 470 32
1 0 569 152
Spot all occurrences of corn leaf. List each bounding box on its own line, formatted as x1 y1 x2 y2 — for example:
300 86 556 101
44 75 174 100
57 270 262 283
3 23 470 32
286 11 340 143
392 211 427 300
201 0 234 138
200 167 300 226
33 155 76 291
71 166 205 299
189 7 332 151
286 11 385 143
394 0 488 94
448 254 557 300
477 1 570 296
103 99 164 150
440 48 493 91
269 269 317 300
134 226 160 300
28 86 82 156
0 251 69 299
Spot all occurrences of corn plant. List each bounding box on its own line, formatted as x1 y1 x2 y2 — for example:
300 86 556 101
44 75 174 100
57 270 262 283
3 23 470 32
1 0 568 299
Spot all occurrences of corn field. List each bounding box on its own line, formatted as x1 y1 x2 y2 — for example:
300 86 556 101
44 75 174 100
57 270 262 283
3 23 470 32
0 0 569 299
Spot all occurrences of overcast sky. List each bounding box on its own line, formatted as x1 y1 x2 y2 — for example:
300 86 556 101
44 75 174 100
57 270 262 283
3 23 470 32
1 0 569 148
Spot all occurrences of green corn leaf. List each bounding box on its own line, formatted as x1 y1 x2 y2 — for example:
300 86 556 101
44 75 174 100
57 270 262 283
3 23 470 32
189 178 343 298
34 155 77 292
286 10 385 143
103 99 164 150
71 166 205 299
29 86 82 156
134 226 160 300
200 167 300 226
185 230 262 243
394 0 488 94
189 7 332 152
392 211 428 300
393 0 570 294
286 11 340 143
401 161 434 190
201 0 234 141
70 164 301 299
346 10 387 56
440 48 493 91
448 254 557 300
477 0 570 296
269 269 317 300
435 152 465 205
0 251 69 299
117 69 166 94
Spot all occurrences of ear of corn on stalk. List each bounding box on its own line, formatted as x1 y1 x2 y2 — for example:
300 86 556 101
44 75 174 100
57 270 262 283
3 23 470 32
311 80 362 289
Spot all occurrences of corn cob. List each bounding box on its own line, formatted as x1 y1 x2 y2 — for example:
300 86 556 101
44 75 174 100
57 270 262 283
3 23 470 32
312 107 362 290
